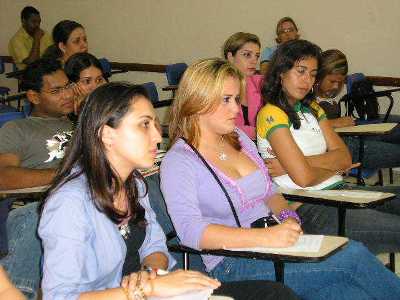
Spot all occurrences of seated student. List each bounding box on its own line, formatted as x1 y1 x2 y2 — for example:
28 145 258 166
0 58 73 256
257 40 400 254
64 52 107 117
39 82 298 300
43 20 88 65
223 32 263 140
8 6 53 69
160 57 400 300
315 49 400 168
260 17 300 75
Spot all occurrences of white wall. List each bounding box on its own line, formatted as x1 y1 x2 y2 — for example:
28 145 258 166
1 0 400 113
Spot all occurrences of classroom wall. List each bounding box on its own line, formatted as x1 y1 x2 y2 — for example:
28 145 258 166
1 0 400 114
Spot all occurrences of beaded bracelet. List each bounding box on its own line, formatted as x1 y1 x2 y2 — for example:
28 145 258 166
278 209 302 224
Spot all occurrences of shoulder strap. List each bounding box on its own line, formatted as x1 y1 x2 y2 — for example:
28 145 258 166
181 137 242 227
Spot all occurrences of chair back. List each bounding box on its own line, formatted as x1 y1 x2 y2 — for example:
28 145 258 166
0 111 25 127
165 63 188 86
98 58 112 78
145 173 206 272
142 82 160 104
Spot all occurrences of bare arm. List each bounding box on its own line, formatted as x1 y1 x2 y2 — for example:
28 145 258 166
0 153 56 190
268 127 337 187
304 119 352 171
0 267 26 300
22 29 44 65
327 116 355 129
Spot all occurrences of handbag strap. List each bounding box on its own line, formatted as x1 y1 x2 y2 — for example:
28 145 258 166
181 137 242 227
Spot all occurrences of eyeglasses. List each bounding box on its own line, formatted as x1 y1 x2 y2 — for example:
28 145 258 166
278 27 296 35
41 83 75 96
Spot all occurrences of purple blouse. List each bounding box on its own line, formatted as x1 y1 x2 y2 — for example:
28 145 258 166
160 129 275 271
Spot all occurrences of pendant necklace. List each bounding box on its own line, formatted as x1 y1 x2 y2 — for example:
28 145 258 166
218 135 228 161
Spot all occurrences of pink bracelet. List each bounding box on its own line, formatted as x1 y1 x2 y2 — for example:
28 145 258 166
278 209 302 224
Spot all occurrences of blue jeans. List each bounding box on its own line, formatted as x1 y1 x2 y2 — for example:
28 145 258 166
0 202 42 300
209 241 400 300
344 136 400 169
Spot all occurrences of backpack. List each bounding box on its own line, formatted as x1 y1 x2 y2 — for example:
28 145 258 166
346 73 379 120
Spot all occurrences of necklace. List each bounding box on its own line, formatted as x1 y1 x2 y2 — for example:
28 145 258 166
218 135 228 161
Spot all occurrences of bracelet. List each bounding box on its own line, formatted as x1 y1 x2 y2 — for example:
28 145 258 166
278 209 302 224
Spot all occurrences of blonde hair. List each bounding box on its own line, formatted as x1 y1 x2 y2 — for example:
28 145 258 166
222 32 261 59
169 58 245 148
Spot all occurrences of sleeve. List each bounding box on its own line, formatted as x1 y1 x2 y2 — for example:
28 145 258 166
8 36 29 64
41 32 54 53
160 149 210 250
0 121 28 158
310 101 327 121
256 105 290 140
138 193 176 270
39 188 93 300
260 47 275 63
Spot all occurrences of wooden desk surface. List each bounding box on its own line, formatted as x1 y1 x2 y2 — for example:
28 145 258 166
280 187 395 206
335 123 398 136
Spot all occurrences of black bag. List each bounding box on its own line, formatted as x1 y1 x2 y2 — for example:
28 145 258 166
347 77 379 121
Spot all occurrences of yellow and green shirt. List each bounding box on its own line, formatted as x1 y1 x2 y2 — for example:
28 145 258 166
257 101 343 190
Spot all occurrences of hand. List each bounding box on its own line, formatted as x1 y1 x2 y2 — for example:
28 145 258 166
336 162 361 176
121 271 151 299
265 158 286 177
263 221 302 248
147 270 220 297
337 116 355 128
72 83 89 115
33 28 44 40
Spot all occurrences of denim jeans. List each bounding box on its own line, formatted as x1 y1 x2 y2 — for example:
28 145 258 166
210 241 400 300
0 202 42 300
344 136 400 169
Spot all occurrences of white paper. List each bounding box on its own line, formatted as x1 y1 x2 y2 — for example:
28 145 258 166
226 235 324 253
148 288 213 300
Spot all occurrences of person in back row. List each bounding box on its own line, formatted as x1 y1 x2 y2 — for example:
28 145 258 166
260 16 300 75
256 39 400 255
64 52 107 116
43 20 88 65
223 32 263 140
8 6 53 69
314 49 400 169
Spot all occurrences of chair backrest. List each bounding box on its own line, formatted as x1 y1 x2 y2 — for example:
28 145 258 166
0 111 25 127
98 58 112 78
144 173 206 272
165 63 188 86
142 82 159 104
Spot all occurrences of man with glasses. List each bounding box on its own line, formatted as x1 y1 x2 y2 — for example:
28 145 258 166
0 58 73 257
260 17 300 75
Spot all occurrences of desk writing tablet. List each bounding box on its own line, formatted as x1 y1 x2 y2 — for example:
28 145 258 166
335 123 397 135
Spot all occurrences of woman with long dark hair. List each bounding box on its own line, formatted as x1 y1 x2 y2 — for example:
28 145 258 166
257 39 400 254
39 83 221 299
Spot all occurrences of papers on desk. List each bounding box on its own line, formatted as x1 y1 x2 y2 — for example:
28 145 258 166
148 288 213 300
226 235 324 253
302 190 384 199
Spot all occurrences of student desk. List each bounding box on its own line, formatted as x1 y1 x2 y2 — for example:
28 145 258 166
0 185 49 198
169 235 348 283
335 123 398 185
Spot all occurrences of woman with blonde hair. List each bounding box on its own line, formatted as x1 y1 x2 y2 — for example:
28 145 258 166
161 57 400 300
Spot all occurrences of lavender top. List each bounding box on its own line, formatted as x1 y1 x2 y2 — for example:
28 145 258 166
160 128 275 271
